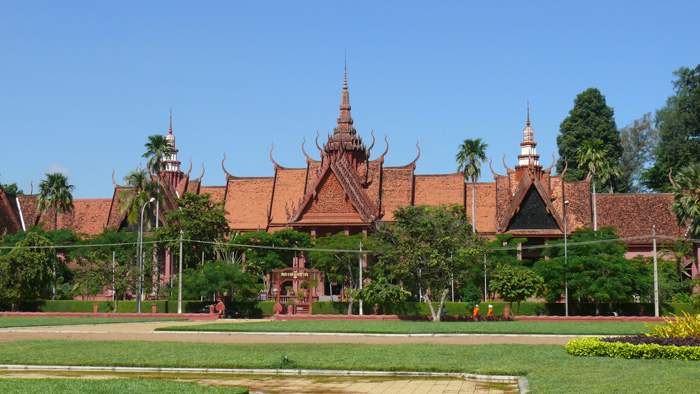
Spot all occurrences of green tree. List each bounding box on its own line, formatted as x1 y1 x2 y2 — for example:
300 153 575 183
484 233 529 300
556 88 623 189
456 138 488 232
157 192 230 270
351 277 411 315
619 113 659 193
180 260 260 302
576 138 611 231
369 204 482 322
0 232 53 311
142 134 175 228
671 163 700 239
488 264 544 315
642 65 700 192
1 183 24 195
36 173 75 300
118 169 160 230
308 233 364 315
70 228 140 312
231 230 313 295
536 227 652 315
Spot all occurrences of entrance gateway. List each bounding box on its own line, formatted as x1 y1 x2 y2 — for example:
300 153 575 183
271 267 320 315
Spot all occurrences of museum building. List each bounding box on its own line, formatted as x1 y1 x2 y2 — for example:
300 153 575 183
0 71 697 302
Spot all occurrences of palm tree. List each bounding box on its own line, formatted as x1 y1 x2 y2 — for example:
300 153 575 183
671 162 700 239
118 169 159 230
142 135 174 230
576 139 611 231
456 138 488 232
36 172 75 299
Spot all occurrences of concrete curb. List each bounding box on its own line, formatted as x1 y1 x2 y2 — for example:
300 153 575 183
152 330 593 338
0 364 529 393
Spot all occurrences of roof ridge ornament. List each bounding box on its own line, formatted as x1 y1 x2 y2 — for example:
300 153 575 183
409 141 421 168
222 153 232 178
502 153 513 173
269 143 281 170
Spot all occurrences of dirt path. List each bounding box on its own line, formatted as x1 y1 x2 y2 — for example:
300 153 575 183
0 320 574 344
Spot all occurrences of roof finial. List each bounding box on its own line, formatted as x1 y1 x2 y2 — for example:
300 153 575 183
169 109 173 134
343 52 348 90
526 101 530 127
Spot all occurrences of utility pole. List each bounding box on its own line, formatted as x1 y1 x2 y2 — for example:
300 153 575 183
483 251 487 303
653 225 659 317
358 241 363 316
178 231 183 314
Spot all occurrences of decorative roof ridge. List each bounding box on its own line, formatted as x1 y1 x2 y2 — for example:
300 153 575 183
497 174 565 233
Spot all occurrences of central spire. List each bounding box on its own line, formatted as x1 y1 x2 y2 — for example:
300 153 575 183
335 59 355 138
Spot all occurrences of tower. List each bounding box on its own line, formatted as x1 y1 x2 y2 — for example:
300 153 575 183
163 110 183 188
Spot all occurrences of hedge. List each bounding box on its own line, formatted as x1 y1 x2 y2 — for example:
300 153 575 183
566 336 700 360
7 300 697 317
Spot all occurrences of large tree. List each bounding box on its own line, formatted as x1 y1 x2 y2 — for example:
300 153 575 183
619 113 659 193
308 232 364 315
157 192 230 270
671 162 700 239
642 65 700 192
36 172 75 299
1 183 24 195
369 204 482 322
535 227 652 315
231 229 313 296
576 139 619 230
0 232 53 311
142 134 175 228
70 228 140 312
456 138 488 232
556 88 623 189
118 169 160 230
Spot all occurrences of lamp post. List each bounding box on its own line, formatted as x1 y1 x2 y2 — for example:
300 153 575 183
564 200 570 317
137 197 155 314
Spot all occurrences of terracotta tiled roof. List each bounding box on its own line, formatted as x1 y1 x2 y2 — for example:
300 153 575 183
380 167 414 221
563 181 593 230
0 188 23 235
56 199 112 235
105 187 130 229
200 186 226 205
597 193 682 244
472 182 498 234
16 195 39 228
269 168 307 225
224 177 275 231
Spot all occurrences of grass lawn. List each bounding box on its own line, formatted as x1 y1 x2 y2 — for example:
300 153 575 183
0 377 247 393
158 320 653 335
0 340 695 393
0 317 186 328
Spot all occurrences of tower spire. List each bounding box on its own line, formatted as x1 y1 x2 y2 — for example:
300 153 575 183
169 109 173 134
526 101 530 127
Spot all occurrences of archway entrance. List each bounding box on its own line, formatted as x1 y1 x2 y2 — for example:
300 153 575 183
271 267 320 315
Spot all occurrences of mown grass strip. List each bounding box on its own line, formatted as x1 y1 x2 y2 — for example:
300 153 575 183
0 377 247 393
0 317 186 328
159 320 652 335
0 340 694 393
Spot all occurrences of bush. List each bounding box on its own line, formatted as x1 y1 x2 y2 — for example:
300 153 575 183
645 311 700 338
566 336 700 360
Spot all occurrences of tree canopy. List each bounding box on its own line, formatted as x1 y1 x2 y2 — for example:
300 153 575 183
642 65 700 192
0 232 53 311
556 88 623 190
157 192 230 270
369 204 483 321
619 113 659 193
671 163 700 239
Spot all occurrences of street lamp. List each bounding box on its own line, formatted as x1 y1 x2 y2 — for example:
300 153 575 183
564 200 570 317
137 197 156 313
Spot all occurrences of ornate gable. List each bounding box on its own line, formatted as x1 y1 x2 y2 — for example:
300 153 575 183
497 172 564 233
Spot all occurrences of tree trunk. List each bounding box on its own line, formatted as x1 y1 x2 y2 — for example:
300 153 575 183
427 288 450 322
113 297 119 313
595 301 600 316
347 298 354 315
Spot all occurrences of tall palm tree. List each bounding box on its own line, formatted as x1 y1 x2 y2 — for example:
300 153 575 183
118 169 159 230
671 162 700 239
142 135 174 230
576 139 610 231
36 172 75 299
456 138 488 232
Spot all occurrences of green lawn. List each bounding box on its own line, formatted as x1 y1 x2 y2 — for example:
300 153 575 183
159 320 653 335
0 317 186 328
0 340 695 393
0 377 247 393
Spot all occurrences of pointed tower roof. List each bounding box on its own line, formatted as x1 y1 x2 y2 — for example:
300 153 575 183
334 63 356 139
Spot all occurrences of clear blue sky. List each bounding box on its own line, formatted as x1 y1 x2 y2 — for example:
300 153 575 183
2 1 699 198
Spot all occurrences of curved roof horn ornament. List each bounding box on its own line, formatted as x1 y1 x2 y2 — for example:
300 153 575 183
502 153 513 173
410 141 421 167
221 153 232 178
269 143 281 170
545 153 556 173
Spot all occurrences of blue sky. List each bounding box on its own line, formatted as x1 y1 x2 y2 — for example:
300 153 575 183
2 1 699 198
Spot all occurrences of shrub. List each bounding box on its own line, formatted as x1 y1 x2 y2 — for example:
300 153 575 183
645 311 700 338
566 336 700 360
